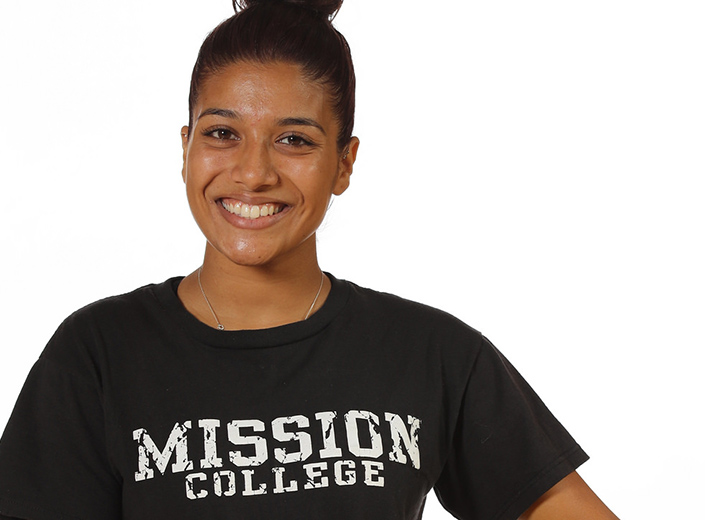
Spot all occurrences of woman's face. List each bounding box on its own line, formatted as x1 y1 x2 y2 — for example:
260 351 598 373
181 61 357 269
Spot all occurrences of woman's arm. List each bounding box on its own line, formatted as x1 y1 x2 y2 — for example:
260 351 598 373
519 471 619 520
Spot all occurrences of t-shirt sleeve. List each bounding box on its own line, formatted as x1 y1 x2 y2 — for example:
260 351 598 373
0 354 121 520
433 337 589 520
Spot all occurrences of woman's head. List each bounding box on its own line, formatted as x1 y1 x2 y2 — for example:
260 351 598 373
188 0 355 151
181 59 356 269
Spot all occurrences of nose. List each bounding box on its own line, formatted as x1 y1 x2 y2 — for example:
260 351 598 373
230 141 279 191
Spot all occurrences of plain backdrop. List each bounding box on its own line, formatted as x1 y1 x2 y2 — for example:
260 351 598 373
1 1 703 518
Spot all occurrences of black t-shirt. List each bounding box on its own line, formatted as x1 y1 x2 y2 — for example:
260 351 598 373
0 275 588 520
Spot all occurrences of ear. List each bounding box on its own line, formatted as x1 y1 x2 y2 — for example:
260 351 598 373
333 136 360 196
180 125 190 183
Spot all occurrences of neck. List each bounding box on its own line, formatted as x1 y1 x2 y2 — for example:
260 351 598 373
178 242 330 330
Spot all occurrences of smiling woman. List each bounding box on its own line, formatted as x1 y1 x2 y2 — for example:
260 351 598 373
0 1 619 520
181 61 355 296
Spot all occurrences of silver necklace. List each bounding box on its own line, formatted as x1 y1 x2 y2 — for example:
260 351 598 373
197 267 225 330
197 267 325 331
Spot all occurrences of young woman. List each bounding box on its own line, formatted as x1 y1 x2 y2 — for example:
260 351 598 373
0 1 618 518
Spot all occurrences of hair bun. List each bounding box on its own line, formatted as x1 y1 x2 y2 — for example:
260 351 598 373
233 0 343 19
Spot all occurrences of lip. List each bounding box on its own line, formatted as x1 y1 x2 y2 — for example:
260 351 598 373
215 196 291 229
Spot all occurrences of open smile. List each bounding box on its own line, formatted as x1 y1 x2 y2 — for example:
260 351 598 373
220 199 287 220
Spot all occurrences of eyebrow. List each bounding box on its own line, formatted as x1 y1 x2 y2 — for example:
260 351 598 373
198 108 326 135
277 117 326 135
198 108 240 120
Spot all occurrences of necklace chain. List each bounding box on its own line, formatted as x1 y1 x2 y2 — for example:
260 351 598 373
197 267 325 331
304 271 326 320
197 267 225 330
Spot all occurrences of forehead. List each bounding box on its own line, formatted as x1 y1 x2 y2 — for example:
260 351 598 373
195 61 332 123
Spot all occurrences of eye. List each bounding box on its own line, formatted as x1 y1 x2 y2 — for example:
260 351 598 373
203 127 239 140
277 134 314 147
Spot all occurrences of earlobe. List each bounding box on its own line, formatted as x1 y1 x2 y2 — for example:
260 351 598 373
333 137 360 196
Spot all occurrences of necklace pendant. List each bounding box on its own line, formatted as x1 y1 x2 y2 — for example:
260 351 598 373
217 324 225 331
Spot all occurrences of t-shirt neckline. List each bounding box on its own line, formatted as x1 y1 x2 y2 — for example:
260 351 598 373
152 272 350 349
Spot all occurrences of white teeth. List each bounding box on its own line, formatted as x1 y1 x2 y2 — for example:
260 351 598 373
221 200 283 220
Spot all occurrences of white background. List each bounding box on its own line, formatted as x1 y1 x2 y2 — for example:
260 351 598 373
1 1 704 518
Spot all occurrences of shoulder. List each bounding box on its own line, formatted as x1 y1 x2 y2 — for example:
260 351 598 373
67 277 182 321
344 278 480 330
59 277 181 330
339 278 486 357
38 277 182 377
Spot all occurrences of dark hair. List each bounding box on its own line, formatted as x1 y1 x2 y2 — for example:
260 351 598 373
188 0 355 151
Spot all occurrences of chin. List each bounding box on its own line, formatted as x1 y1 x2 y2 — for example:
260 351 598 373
206 231 315 269
210 240 281 268
223 248 271 267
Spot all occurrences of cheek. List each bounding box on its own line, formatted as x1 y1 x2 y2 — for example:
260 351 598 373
298 177 334 214
184 159 224 202
187 148 231 179
290 158 340 198
202 151 232 171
